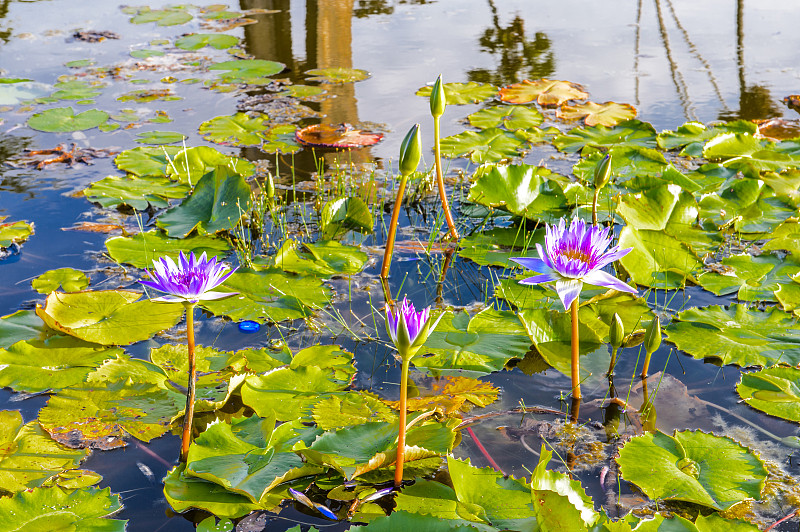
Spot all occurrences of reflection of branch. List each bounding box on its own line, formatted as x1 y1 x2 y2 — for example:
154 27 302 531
654 0 696 121
633 0 642 106
664 0 729 111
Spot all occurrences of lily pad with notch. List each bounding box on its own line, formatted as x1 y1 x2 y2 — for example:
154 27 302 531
84 175 190 210
556 101 637 127
305 67 370 84
440 128 526 164
498 78 588 106
416 81 497 105
105 230 230 269
737 366 800 424
27 107 109 133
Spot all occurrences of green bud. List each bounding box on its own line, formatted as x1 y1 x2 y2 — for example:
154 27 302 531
609 313 624 348
265 172 275 199
430 74 446 118
593 153 612 190
399 123 422 176
644 316 662 355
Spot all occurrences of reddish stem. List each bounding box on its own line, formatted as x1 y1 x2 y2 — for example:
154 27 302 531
179 303 197 463
467 426 504 474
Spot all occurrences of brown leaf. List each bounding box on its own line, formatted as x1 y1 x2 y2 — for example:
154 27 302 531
296 123 383 148
499 79 588 106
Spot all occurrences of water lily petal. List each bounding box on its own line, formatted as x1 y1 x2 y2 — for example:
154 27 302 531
554 278 583 310
519 272 560 285
582 269 636 294
510 256 550 273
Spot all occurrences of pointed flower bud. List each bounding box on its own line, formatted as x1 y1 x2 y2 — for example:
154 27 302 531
399 124 422 176
609 313 624 348
385 297 443 360
430 74 446 118
265 172 275 200
594 153 612 190
644 316 662 355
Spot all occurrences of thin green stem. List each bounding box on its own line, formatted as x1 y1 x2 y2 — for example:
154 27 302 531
570 299 581 400
641 349 653 379
608 346 619 376
592 189 600 225
433 116 458 241
394 355 411 487
179 302 197 463
381 174 408 278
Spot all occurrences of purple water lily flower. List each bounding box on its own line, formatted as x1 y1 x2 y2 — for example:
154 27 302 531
385 297 442 359
511 218 635 310
140 251 237 304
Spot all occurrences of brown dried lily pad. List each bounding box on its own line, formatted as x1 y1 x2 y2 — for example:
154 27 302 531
499 79 588 106
6 144 117 170
295 123 383 149
557 101 637 127
783 95 800 114
754 118 800 141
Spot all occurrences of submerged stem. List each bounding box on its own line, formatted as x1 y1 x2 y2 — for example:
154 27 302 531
570 299 581 400
433 116 458 241
179 302 197 463
394 356 411 487
381 174 408 278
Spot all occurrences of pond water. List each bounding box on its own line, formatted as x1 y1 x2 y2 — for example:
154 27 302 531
1 0 800 531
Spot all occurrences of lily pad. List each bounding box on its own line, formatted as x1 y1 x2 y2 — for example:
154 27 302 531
0 219 33 247
175 33 239 50
157 165 252 238
518 307 604 375
617 226 701 288
557 101 637 127
0 411 88 492
209 59 285 84
552 120 658 153
0 310 46 349
319 196 373 239
163 464 266 518
36 290 183 346
305 67 370 83
698 179 794 234
467 163 568 221
440 128 526 163
296 124 383 148
617 429 766 510
696 254 800 302
703 132 800 178
261 124 302 154
105 230 230 269
114 146 182 177
416 81 497 105
199 113 269 146
665 304 800 367
46 80 105 102
572 146 668 184
657 121 757 157
737 366 800 424
164 145 255 185
0 486 124 530
312 392 396 430
129 6 193 26
134 131 187 145
385 376 499 414
419 308 531 375
467 105 543 130
118 89 181 103
498 78 588 106
28 107 109 132
84 175 190 210
271 239 367 276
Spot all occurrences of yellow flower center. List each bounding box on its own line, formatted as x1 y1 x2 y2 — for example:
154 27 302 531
560 248 591 263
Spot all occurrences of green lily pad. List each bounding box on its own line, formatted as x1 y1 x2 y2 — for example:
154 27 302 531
760 169 800 204
114 146 182 177
209 59 285 84
467 163 568 221
200 268 331 323
164 145 255 185
157 165 252 237
105 230 230 269
311 391 396 430
279 85 326 99
199 113 269 146
617 226 701 288
0 486 124 530
440 128 526 163
657 120 757 157
305 67 370 83
458 226 544 268
271 239 367 276
467 105 543 130
46 80 105 102
261 124 302 154
617 185 695 231
27 107 108 132
737 366 800 424
0 220 33 247
617 430 766 510
130 49 165 59
65 59 95 68
134 130 187 145
416 81 497 105
518 307 604 375
0 336 120 393
419 308 531 375
164 464 266 518
175 33 239 50
698 179 795 233
0 310 46 349
129 6 192 26
84 175 190 210
696 254 800 302
552 120 658 153
320 196 373 240
703 132 800 178
666 304 800 367
0 411 88 492
36 290 183 346
763 221 800 254
531 444 598 529
572 146 668 184
118 89 181 103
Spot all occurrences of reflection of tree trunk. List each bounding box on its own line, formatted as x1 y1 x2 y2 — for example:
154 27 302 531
736 0 744 100
239 0 295 73
654 0 695 121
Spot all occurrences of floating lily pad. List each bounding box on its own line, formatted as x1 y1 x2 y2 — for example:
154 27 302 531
319 196 373 239
440 127 525 163
199 113 269 146
666 304 800 367
737 366 800 424
279 85 326 99
209 59 285 84
46 80 105 102
272 239 367 276
134 131 187 145
312 392 396 430
261 124 302 154
419 308 531 375
498 78 588 106
467 105 543 130
28 107 108 132
105 230 230 269
0 410 88 492
617 226 701 288
175 33 239 50
698 178 795 234
703 132 800 178
573 146 669 185
114 146 182 177
84 175 190 210
557 101 637 126
130 49 165 59
296 124 383 148
0 486 124 530
0 310 46 349
467 163 568 221
164 145 255 184
163 463 266 518
36 290 183 346
157 165 252 237
32 268 90 294
518 307 604 375
696 254 800 302
65 59 95 68
0 219 33 247
657 120 757 157
129 6 193 26
552 120 658 153
118 89 181 103
617 429 766 510
385 376 499 414
305 67 370 83
416 81 498 105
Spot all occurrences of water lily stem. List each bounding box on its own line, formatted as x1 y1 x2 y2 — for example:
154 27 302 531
570 299 581 400
433 116 459 241
394 355 411 487
592 189 600 226
381 174 408 278
641 350 652 380
607 346 619 376
180 302 197 463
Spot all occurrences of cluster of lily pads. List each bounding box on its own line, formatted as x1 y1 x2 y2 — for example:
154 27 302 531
1 3 800 531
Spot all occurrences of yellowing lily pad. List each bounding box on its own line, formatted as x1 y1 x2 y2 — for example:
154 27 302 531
0 486 124 530
199 113 269 146
557 101 637 127
305 67 370 83
499 79 588 106
295 123 383 148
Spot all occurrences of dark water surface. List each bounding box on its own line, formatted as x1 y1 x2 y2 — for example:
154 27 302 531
1 1 799 530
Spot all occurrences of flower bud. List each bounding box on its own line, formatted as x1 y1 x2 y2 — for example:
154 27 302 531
430 74 446 118
609 313 624 348
593 153 612 190
644 316 661 355
399 124 422 176
265 172 275 199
